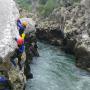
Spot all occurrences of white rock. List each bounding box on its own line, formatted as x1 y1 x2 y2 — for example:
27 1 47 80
0 0 19 60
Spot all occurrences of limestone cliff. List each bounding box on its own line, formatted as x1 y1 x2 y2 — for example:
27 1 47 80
0 0 19 63
0 0 26 90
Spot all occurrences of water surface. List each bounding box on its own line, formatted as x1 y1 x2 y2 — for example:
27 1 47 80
26 42 90 90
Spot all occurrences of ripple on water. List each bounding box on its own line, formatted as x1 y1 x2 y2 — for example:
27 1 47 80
25 42 90 90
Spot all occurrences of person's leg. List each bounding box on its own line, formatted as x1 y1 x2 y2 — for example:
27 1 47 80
24 60 33 80
10 49 18 66
18 53 22 70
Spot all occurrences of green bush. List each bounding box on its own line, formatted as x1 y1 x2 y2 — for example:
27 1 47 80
38 0 57 17
16 0 81 17
39 0 48 5
16 0 32 11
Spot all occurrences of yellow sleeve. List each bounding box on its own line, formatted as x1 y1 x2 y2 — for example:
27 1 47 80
22 33 25 39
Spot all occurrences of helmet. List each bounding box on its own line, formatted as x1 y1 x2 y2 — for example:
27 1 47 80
22 21 28 27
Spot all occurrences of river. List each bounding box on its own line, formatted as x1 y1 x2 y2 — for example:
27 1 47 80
25 42 90 90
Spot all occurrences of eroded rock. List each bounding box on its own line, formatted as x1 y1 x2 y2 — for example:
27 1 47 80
36 0 90 70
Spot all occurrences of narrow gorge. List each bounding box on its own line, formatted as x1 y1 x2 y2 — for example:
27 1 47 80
35 0 90 71
1 0 90 90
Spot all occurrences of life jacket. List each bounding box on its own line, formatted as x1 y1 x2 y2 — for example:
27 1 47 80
16 36 24 45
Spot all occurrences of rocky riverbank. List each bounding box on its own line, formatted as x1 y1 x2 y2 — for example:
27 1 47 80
35 0 90 71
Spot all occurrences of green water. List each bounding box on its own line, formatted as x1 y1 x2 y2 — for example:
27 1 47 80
25 42 90 90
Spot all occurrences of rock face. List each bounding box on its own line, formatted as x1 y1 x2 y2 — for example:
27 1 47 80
36 0 90 70
0 0 26 90
0 0 19 60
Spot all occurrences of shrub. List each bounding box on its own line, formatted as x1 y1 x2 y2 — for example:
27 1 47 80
38 0 57 17
16 0 32 11
39 0 48 5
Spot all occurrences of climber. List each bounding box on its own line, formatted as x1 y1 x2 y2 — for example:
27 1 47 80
0 76 12 90
10 36 24 70
24 33 31 44
24 33 32 62
15 36 25 70
25 33 39 57
17 19 28 36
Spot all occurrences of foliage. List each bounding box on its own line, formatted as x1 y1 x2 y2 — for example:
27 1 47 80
16 0 32 11
16 0 81 17
39 0 48 5
37 0 81 17
38 0 57 17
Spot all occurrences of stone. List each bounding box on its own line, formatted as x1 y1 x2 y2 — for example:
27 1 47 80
0 0 27 90
36 0 90 70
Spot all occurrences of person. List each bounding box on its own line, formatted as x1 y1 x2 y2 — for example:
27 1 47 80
10 36 25 70
25 33 39 57
17 19 28 36
24 33 33 63
16 36 25 70
17 44 25 70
